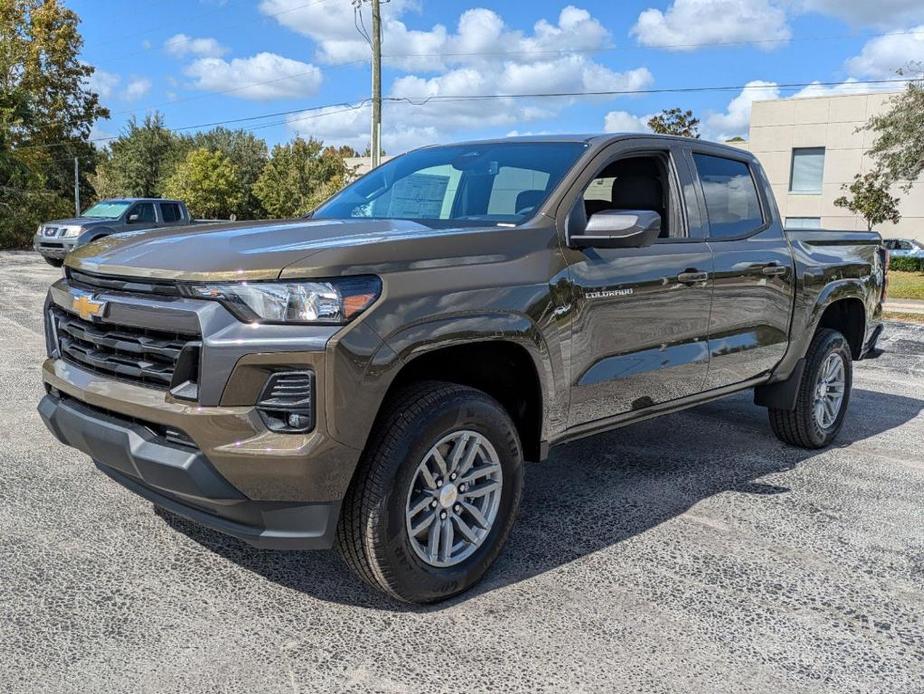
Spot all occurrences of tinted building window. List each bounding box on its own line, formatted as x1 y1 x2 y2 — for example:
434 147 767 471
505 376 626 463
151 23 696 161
790 147 825 193
693 153 764 239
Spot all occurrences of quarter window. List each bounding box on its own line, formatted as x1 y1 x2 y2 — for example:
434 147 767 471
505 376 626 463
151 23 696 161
789 147 825 194
693 153 764 239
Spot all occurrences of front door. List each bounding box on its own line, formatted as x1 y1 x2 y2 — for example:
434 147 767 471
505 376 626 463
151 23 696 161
560 141 715 428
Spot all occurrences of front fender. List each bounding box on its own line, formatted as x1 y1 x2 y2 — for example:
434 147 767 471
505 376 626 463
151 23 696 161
347 312 563 448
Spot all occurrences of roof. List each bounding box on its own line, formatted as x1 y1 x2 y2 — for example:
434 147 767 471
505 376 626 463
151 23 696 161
100 198 183 204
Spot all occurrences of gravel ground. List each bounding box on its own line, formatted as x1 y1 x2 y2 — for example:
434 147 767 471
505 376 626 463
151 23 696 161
1 251 923 694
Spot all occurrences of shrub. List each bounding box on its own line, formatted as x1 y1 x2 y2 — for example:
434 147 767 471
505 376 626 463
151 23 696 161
889 256 924 273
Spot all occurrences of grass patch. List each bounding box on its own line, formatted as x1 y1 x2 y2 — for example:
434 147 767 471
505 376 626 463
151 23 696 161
888 271 924 301
883 311 924 324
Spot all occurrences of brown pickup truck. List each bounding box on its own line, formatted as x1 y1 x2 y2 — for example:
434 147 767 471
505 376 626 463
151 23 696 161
38 134 885 602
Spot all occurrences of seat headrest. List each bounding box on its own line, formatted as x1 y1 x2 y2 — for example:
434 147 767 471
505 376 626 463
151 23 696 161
611 175 663 211
515 189 546 214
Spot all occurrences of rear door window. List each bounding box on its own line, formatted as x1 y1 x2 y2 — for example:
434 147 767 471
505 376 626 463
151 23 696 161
160 202 183 223
692 153 764 239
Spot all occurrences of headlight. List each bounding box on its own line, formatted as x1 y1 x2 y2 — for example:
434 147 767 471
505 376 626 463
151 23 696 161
62 226 82 237
182 276 381 324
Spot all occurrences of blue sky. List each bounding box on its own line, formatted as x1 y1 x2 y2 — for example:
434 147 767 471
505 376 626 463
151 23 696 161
74 0 924 152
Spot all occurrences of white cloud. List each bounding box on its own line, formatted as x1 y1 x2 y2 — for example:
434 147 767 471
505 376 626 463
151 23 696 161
603 110 650 133
86 68 119 99
123 78 152 101
705 80 781 139
632 0 790 51
184 52 323 100
844 27 924 79
164 33 228 58
798 1 924 27
789 78 878 99
278 5 652 151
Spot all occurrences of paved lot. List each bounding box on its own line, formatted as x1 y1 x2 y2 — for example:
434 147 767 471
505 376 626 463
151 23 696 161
1 251 923 693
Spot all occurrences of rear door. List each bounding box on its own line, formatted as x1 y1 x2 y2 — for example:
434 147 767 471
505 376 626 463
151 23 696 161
559 138 715 427
686 146 796 389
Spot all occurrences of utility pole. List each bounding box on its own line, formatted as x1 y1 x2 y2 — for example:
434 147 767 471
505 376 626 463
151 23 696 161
370 0 382 168
73 157 80 216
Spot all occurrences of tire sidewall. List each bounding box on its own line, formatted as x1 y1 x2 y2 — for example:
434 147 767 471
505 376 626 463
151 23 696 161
373 391 523 603
803 332 852 447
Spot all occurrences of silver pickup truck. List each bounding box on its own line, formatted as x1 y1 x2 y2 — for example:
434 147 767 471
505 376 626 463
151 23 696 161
33 198 193 267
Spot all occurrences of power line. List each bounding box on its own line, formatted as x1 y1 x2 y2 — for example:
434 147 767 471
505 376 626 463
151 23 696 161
13 77 916 154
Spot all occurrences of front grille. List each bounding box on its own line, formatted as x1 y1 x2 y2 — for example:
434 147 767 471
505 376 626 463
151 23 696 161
50 306 200 391
66 268 181 297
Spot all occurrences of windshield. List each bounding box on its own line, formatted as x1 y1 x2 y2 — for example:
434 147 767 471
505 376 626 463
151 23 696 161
313 142 587 226
81 201 133 218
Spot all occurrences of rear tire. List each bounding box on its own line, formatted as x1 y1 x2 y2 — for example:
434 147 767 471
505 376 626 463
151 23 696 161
43 256 64 267
337 381 524 603
769 328 852 448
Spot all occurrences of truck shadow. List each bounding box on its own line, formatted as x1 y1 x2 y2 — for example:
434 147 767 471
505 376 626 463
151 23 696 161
158 386 923 612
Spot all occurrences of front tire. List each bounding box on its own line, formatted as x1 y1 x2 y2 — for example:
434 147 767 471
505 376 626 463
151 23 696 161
43 256 64 268
337 381 524 603
769 328 852 448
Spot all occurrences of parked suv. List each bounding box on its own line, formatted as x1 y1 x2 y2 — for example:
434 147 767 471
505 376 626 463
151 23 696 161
38 135 885 603
33 198 192 267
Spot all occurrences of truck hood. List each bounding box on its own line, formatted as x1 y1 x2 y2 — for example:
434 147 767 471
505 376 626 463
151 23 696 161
64 218 522 281
45 217 112 228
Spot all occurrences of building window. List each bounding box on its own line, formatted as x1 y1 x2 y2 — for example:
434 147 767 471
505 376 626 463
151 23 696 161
789 147 825 194
785 217 821 229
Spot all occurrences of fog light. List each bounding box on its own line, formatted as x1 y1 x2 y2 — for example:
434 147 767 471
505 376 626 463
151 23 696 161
257 370 315 433
287 413 311 429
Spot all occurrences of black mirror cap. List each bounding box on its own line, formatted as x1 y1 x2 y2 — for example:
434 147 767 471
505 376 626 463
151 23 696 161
569 209 661 249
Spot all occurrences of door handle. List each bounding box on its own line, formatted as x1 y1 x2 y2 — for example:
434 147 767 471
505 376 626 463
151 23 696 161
677 270 709 284
761 263 788 276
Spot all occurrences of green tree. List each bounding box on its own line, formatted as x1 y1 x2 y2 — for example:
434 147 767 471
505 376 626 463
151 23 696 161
0 0 108 247
92 113 182 198
162 148 244 219
864 68 924 192
647 108 700 138
834 171 902 231
253 137 352 218
184 128 269 218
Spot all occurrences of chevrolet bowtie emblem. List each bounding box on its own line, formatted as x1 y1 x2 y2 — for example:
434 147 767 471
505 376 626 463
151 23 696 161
72 294 107 321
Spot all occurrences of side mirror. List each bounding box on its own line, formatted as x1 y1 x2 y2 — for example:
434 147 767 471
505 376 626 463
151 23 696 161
569 209 661 249
126 213 140 223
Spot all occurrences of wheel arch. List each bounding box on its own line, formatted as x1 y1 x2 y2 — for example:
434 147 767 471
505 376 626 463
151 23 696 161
363 313 557 463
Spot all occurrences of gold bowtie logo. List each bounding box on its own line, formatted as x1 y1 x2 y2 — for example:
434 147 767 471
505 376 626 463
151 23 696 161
72 294 107 321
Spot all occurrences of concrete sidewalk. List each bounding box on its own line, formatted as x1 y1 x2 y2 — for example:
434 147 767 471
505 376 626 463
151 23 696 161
885 298 924 315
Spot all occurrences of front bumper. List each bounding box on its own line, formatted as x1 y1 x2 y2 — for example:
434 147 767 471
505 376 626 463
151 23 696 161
34 234 76 259
39 392 341 549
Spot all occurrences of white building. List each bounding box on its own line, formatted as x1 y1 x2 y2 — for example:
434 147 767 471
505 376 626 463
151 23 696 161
735 92 924 242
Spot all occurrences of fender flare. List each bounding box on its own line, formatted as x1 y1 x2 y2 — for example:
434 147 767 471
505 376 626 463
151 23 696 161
365 311 561 441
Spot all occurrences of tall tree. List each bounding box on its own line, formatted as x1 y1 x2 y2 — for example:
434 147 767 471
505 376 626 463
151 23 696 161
0 0 108 247
185 128 269 218
647 108 700 138
92 113 181 198
253 137 353 218
162 148 244 219
864 68 924 192
834 171 901 231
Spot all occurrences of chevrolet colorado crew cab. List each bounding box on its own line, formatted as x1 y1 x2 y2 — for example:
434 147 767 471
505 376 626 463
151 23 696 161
38 135 886 603
34 198 193 267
